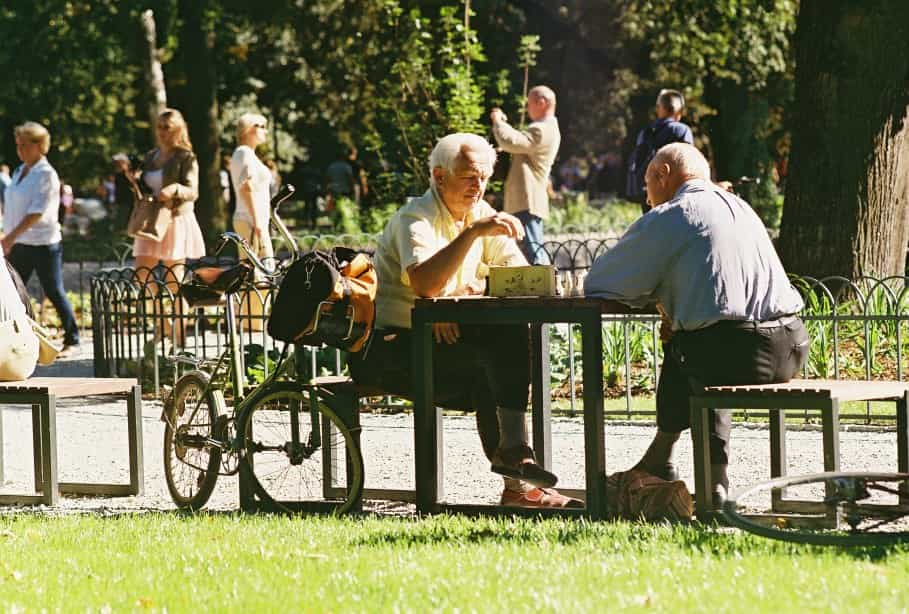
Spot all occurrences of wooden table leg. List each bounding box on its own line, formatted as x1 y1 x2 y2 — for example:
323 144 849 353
413 316 443 513
531 323 552 470
897 391 909 505
581 312 605 519
39 393 59 506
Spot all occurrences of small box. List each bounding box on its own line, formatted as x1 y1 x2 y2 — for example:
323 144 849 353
488 265 558 297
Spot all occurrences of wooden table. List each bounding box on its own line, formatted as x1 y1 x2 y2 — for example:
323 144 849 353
411 295 648 519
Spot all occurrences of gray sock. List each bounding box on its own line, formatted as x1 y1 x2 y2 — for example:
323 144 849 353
638 430 681 470
496 407 529 451
711 463 729 492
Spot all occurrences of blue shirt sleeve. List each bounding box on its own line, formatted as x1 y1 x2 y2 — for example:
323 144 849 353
583 205 689 307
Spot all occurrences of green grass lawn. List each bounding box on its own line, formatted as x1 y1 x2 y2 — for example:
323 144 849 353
2 513 908 611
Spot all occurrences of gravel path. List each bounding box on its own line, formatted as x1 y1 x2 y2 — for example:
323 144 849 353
0 340 902 515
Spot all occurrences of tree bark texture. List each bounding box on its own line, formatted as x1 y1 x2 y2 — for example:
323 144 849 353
778 1 909 279
178 0 225 242
140 10 167 145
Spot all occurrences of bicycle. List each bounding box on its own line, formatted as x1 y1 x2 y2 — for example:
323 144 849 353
161 184 364 514
723 472 909 546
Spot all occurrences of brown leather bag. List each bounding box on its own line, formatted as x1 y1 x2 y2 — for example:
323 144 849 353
127 194 171 241
606 468 694 522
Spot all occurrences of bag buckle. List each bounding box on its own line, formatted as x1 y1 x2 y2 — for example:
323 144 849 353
310 301 357 341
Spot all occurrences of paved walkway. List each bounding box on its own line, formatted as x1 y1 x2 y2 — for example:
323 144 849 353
0 337 902 514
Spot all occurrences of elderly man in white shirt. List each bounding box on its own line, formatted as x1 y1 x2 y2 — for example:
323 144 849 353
585 143 808 508
349 132 581 509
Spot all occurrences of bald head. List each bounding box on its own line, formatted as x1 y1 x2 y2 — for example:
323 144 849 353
527 85 556 121
644 143 711 207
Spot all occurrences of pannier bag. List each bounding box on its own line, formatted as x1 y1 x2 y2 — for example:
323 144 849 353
268 247 377 353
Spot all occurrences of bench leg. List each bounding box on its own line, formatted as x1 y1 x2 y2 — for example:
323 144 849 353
769 408 787 510
32 403 43 493
581 313 606 520
127 385 144 496
39 394 59 506
413 319 443 513
897 391 909 505
690 399 713 520
822 399 840 525
0 407 4 484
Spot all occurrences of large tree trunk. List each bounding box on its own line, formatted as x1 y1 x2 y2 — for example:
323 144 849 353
140 10 167 144
178 0 225 242
777 1 909 279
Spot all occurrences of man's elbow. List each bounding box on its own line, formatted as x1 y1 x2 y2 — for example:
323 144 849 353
408 268 442 298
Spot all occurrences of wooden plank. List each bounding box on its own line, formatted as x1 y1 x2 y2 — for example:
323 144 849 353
0 377 138 398
701 379 909 402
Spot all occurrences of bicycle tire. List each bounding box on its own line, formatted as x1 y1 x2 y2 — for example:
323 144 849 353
724 471 909 546
163 371 223 510
239 383 363 514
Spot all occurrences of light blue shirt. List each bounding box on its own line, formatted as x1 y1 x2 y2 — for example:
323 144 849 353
4 158 62 245
584 179 804 331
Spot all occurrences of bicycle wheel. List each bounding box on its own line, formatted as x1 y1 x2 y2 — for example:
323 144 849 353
240 384 363 514
724 472 909 546
163 371 223 510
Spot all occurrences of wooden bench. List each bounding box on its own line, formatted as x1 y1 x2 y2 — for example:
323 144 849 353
0 377 143 506
689 379 909 519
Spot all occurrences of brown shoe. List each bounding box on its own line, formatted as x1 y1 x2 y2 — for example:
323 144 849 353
500 487 584 509
490 444 558 488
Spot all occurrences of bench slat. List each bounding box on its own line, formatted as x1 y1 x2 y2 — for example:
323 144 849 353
702 379 909 402
0 377 138 399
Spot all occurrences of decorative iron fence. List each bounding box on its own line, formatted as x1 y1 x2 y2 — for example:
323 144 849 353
90 239 909 424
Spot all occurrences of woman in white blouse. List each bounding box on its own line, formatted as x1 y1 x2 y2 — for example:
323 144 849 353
230 113 274 330
230 113 274 265
1 121 80 354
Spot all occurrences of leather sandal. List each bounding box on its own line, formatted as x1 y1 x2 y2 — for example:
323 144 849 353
490 444 558 488
500 487 584 509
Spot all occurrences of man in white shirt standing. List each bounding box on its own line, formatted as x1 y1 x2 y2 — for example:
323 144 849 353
349 132 581 508
584 143 808 509
490 86 561 265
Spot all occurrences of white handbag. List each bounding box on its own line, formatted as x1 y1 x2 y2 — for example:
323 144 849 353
0 316 39 381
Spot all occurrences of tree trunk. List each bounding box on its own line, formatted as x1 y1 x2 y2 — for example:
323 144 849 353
777 1 909 280
178 0 225 242
140 10 167 144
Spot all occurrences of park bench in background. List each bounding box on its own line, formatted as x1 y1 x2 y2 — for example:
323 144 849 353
690 379 909 520
0 377 143 506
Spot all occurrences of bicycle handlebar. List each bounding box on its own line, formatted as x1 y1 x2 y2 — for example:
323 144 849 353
212 184 299 278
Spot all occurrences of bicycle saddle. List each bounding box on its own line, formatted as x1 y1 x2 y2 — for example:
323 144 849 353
180 262 253 307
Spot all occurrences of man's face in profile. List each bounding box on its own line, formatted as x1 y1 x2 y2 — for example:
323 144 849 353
644 159 672 208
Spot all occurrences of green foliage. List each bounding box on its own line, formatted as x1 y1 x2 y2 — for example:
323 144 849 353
547 195 641 235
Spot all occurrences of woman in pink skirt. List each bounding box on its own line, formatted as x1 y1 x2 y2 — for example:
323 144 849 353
133 108 206 344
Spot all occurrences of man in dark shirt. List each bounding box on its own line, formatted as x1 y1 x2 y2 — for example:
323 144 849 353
626 89 694 214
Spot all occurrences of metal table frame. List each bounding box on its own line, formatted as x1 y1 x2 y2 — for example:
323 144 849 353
411 296 621 519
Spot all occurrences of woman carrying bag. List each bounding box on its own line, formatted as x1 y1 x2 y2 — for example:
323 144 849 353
132 108 205 347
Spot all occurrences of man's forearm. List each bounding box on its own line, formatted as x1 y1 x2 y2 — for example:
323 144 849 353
408 226 478 298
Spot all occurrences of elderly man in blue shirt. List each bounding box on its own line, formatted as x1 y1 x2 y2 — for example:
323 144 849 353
585 143 808 507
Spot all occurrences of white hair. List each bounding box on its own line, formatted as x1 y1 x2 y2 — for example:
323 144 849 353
653 143 711 180
428 133 497 184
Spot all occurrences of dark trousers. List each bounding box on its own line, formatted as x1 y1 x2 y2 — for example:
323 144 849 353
8 242 80 346
349 324 530 459
657 317 809 464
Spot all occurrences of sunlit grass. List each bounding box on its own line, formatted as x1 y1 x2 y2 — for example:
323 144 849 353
0 513 907 611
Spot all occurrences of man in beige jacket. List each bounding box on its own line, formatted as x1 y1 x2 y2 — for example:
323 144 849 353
490 85 561 264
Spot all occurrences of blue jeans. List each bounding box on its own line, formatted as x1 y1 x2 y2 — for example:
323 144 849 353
9 242 80 346
514 210 549 265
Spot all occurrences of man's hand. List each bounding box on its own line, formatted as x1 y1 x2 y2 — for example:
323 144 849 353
0 235 12 256
433 322 460 344
470 211 525 241
490 108 506 123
